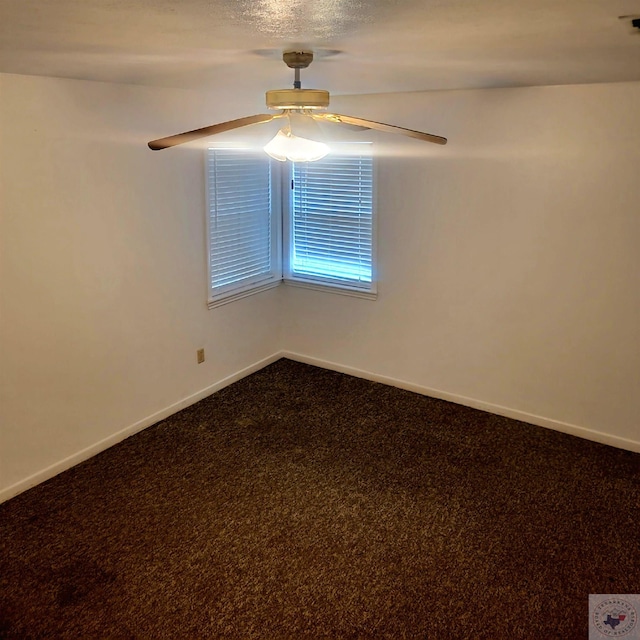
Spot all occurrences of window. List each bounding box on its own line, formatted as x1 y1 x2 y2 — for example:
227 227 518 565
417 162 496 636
206 144 375 307
285 149 374 295
206 148 281 305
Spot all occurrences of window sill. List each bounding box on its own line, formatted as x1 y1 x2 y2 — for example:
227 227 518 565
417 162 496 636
208 277 377 309
283 278 377 300
207 280 281 309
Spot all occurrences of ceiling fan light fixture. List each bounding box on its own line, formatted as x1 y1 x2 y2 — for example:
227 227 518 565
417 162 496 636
264 129 330 162
264 111 330 162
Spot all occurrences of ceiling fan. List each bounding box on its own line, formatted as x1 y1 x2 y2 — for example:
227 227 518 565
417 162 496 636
148 51 447 161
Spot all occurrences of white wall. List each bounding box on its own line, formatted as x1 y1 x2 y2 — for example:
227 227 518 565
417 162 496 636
2 76 639 502
0 74 282 499
283 82 640 450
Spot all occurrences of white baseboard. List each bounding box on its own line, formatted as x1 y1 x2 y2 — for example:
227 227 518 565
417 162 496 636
281 351 640 454
4 350 638 504
0 353 283 504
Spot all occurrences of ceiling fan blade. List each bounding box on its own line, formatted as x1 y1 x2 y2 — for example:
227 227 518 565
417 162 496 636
312 113 370 132
323 113 447 145
148 114 276 150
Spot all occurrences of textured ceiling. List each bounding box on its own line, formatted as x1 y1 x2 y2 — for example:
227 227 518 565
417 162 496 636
1 0 640 98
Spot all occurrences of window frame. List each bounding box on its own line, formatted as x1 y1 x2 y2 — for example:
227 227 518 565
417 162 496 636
282 143 377 299
205 146 282 309
204 143 377 308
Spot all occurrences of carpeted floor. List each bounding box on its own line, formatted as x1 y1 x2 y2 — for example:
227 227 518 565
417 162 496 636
1 358 639 639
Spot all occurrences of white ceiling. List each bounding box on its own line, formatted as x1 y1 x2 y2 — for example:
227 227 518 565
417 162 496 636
1 0 639 100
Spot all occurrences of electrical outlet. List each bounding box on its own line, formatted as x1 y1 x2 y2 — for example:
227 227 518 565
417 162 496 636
197 348 205 364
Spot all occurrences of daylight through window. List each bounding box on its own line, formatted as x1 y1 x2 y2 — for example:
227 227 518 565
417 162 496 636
206 145 375 307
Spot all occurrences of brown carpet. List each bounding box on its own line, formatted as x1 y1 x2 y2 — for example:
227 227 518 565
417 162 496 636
1 358 639 639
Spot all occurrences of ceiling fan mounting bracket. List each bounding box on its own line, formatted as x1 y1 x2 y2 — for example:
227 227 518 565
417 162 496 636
282 51 314 69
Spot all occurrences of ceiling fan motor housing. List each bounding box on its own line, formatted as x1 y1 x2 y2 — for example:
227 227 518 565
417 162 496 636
266 88 330 110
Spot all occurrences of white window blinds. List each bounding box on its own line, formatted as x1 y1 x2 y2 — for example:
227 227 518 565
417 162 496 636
289 150 374 291
206 148 279 304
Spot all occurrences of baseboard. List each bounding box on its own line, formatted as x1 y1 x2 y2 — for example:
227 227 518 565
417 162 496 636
281 351 640 454
0 353 283 504
5 350 638 504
